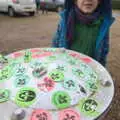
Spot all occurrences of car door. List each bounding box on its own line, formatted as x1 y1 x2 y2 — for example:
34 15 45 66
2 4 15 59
47 0 55 10
0 0 8 12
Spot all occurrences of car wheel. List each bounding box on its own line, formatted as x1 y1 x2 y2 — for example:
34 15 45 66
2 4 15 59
29 12 35 16
57 6 62 12
8 7 15 17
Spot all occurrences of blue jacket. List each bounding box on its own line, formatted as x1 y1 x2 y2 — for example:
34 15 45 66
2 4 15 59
52 0 115 66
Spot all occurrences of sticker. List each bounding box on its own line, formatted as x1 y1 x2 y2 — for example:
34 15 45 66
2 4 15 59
15 87 36 107
59 109 80 120
14 64 26 76
52 91 71 109
72 68 84 78
31 109 52 120
14 75 30 87
78 98 99 117
32 67 47 78
24 51 32 63
63 79 77 91
0 65 13 82
49 70 64 82
0 89 10 103
37 77 55 92
85 80 99 92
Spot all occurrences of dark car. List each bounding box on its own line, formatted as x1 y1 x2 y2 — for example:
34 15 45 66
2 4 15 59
112 0 120 9
40 0 64 12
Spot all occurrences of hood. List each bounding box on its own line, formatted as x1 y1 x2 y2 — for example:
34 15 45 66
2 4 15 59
64 0 112 18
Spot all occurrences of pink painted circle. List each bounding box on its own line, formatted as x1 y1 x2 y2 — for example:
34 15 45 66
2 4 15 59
59 109 80 120
31 109 52 120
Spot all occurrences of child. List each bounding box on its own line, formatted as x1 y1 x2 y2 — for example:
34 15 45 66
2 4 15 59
52 0 115 66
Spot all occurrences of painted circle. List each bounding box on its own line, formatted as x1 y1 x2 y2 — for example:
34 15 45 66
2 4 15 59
30 60 42 69
78 98 99 117
52 91 71 109
72 68 84 78
32 67 47 78
59 109 80 120
0 89 10 103
37 77 55 92
85 80 99 92
82 99 98 113
0 65 13 82
14 75 30 87
15 87 36 107
14 64 26 75
49 70 64 82
63 79 77 91
31 109 52 120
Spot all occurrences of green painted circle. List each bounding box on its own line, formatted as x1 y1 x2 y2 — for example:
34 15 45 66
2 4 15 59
0 65 13 82
15 87 36 107
49 70 64 82
0 89 10 103
52 91 71 109
78 98 99 117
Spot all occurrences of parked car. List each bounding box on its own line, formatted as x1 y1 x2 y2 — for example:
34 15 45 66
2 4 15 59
0 0 36 17
112 0 120 9
40 0 64 12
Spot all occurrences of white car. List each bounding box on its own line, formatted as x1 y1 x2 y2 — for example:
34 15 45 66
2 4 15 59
0 0 36 16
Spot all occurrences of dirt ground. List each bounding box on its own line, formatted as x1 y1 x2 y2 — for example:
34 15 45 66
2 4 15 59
0 11 120 120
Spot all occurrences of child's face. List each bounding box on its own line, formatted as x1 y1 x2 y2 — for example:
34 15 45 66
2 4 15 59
75 0 99 14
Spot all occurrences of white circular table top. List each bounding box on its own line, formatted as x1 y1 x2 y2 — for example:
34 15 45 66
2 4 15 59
0 48 114 120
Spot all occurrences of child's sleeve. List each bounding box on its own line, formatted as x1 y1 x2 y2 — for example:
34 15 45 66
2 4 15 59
52 20 62 47
100 32 109 66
